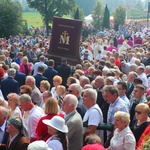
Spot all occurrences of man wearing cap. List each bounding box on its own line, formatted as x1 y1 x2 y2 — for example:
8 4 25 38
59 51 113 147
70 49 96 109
6 117 29 150
62 94 83 150
57 58 71 87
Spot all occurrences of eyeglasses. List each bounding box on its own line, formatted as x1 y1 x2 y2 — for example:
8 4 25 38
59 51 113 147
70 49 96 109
67 90 73 93
135 110 142 114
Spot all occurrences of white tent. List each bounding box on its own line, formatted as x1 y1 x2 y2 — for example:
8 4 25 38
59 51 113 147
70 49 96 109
84 14 93 25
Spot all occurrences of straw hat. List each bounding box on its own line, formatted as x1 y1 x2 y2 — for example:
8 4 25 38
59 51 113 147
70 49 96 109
42 116 68 133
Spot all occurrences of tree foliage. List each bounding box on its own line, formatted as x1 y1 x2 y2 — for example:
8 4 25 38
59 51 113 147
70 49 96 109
92 0 103 31
113 5 126 26
26 0 76 23
0 0 22 38
102 5 110 29
73 7 84 20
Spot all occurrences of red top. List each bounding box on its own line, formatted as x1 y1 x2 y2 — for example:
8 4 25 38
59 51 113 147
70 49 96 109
36 113 64 141
114 58 121 68
82 143 106 150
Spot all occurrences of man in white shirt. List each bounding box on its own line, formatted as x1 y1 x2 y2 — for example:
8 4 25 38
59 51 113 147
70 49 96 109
137 66 148 88
82 88 104 144
19 94 44 142
0 106 8 150
32 55 48 76
145 65 150 88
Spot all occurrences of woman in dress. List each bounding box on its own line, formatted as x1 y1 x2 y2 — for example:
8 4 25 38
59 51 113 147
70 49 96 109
43 116 68 150
107 111 136 150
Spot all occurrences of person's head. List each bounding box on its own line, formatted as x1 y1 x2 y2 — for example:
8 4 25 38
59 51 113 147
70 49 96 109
17 52 23 59
137 66 145 75
82 88 97 108
102 85 118 103
56 85 66 96
19 94 33 111
40 80 50 92
133 84 145 100
62 94 78 114
0 106 8 126
42 90 52 103
67 83 82 98
27 140 52 150
94 76 104 89
133 78 143 87
48 59 54 67
53 75 62 87
83 84 93 89
117 82 127 97
37 65 45 74
39 55 45 62
114 111 130 131
84 134 102 145
135 103 150 121
43 116 68 135
22 56 28 64
11 62 20 71
7 117 28 137
8 68 16 78
80 76 90 88
20 85 32 96
25 76 35 88
127 71 138 82
130 64 137 72
7 93 19 109
88 67 95 76
44 97 58 115
66 77 77 87
145 65 150 75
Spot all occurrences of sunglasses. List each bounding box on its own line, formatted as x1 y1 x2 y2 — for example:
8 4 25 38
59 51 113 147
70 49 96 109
67 90 73 93
135 110 142 114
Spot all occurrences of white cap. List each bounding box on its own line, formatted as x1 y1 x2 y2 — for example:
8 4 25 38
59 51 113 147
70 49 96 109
27 140 52 150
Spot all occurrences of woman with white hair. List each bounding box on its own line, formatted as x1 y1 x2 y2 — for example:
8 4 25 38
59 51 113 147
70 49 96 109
107 111 136 150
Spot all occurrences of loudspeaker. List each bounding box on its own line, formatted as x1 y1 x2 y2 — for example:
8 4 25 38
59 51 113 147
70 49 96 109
148 2 150 13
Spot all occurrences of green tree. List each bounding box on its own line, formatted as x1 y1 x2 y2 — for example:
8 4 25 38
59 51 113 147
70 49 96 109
26 0 76 36
73 7 84 20
92 0 103 31
0 0 22 38
113 5 126 26
74 7 80 19
102 5 110 29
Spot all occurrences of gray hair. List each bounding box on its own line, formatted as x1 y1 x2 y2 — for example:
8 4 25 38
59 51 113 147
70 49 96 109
71 83 82 95
103 85 119 96
65 94 78 109
11 62 20 71
83 88 97 102
19 94 32 102
0 106 8 118
129 71 138 78
26 76 35 84
8 68 16 76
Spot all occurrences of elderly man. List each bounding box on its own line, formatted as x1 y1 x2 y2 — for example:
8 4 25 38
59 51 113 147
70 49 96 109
1 68 19 100
130 85 147 127
25 76 42 106
19 94 44 142
82 88 104 144
137 66 148 88
67 83 87 119
145 65 150 87
0 106 9 150
102 85 128 125
62 94 83 150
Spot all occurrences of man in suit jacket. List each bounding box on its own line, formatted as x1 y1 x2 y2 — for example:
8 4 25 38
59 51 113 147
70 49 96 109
0 106 9 150
6 117 29 150
67 83 87 119
57 58 71 87
11 62 26 87
33 65 48 89
1 68 19 100
43 59 58 88
126 71 138 99
25 76 42 106
4 50 11 67
62 94 83 150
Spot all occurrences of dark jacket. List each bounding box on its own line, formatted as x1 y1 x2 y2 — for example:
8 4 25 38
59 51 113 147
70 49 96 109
14 71 26 87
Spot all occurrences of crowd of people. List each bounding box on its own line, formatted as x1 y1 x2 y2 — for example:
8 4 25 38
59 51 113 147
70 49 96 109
0 20 150 150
